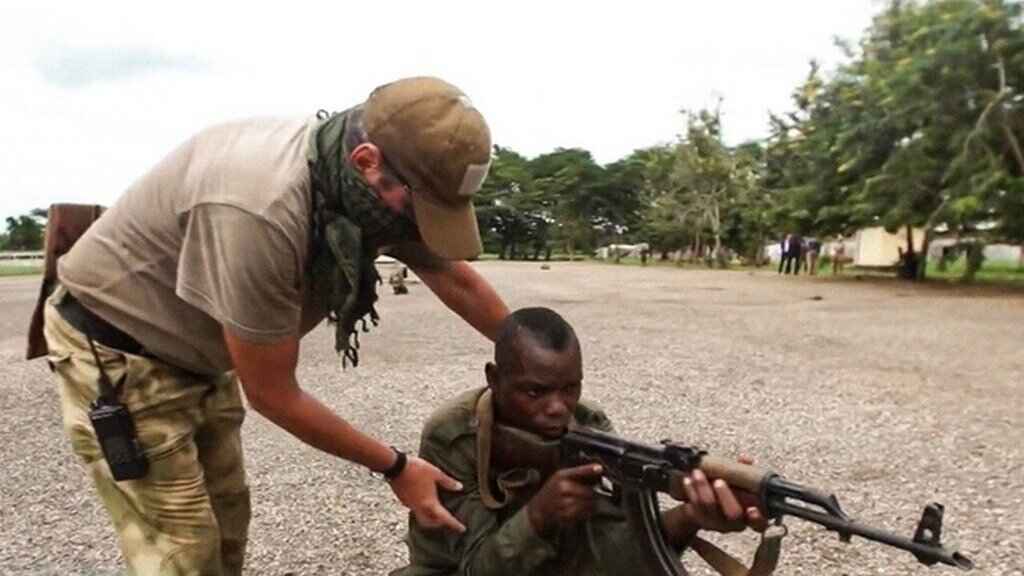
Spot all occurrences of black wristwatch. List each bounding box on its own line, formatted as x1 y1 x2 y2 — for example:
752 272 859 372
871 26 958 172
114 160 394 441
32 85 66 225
380 447 408 481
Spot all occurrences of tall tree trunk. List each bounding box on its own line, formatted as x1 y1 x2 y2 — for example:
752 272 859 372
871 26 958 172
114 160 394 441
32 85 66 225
711 204 724 268
916 197 949 281
1001 121 1024 175
918 230 933 281
716 231 724 268
962 242 986 283
903 224 919 280
904 224 917 280
994 58 1024 175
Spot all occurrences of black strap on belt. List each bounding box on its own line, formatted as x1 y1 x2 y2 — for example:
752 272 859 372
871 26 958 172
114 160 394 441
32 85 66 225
56 292 147 356
86 336 126 402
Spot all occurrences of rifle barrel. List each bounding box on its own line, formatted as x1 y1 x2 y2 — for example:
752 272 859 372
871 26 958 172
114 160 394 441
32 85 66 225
769 500 974 570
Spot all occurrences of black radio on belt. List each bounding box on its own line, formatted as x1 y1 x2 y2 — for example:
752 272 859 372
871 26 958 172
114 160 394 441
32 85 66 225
89 397 149 481
84 337 149 481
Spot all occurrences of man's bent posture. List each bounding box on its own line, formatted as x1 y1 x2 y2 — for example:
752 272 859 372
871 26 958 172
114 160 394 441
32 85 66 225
44 77 509 575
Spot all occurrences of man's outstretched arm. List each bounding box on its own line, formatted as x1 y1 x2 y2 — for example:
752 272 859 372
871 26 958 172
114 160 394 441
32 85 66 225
389 243 510 341
223 329 466 533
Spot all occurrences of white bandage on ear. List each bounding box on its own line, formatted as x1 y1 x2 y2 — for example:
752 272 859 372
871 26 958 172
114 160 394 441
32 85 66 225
457 161 491 198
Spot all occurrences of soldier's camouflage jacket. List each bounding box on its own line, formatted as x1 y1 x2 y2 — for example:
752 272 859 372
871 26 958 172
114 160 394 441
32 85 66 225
391 387 674 576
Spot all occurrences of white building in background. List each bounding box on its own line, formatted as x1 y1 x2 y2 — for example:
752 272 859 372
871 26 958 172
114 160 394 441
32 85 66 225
850 227 1022 266
851 227 924 267
0 251 45 267
927 238 1022 263
765 227 1021 267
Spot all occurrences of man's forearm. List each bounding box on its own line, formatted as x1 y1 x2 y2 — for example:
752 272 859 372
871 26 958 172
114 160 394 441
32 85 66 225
418 260 509 341
248 381 396 472
450 262 509 341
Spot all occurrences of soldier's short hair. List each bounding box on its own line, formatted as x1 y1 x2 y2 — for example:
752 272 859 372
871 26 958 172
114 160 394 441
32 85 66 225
494 307 578 369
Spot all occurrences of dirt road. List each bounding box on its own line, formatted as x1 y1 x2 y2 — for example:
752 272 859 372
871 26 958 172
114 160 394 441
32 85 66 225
2 264 1021 575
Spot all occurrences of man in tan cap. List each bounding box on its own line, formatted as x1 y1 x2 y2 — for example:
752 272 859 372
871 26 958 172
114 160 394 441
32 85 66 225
41 76 509 575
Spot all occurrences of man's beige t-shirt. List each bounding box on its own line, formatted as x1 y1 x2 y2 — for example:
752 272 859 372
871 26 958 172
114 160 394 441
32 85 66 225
59 116 328 375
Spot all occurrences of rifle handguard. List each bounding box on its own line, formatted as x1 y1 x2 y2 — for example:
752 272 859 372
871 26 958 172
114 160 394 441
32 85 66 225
664 456 772 504
698 456 774 496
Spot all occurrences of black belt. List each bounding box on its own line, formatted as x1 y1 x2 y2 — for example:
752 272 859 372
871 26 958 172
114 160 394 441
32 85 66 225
56 292 148 356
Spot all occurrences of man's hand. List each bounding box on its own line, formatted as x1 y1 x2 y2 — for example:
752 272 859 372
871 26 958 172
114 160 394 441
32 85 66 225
662 456 768 548
526 464 603 538
389 456 467 534
223 331 469 533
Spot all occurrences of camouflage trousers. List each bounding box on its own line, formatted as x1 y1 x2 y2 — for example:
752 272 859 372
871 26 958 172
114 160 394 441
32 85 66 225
44 287 251 575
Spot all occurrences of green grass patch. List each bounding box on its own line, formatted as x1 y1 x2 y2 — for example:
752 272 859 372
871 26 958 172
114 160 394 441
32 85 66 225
925 259 1024 282
0 263 43 277
596 253 1024 285
588 255 773 272
813 258 1024 286
474 253 591 263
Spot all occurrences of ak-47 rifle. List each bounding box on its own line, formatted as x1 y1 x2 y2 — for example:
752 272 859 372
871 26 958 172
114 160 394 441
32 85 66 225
560 426 974 574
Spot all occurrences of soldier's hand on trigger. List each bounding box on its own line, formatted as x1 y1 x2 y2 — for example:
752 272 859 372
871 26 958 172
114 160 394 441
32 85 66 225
526 463 603 538
390 456 467 534
676 455 768 534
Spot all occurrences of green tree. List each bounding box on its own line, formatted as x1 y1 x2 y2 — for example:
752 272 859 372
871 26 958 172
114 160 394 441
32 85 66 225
660 107 759 267
767 0 1024 281
2 213 46 251
598 155 647 245
633 145 693 260
474 146 544 259
530 148 609 259
727 141 777 265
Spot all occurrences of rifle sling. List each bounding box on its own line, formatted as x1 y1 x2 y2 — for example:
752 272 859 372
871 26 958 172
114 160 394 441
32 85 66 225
475 390 506 510
689 524 786 576
474 390 573 510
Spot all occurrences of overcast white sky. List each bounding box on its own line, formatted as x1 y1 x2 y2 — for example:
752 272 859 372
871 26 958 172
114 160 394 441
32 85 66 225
0 1 880 225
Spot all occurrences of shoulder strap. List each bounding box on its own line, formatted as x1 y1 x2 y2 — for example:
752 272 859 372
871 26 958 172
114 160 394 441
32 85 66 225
689 524 787 576
475 390 507 509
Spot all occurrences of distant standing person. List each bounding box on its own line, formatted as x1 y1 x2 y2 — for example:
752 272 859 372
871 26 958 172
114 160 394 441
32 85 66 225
778 234 792 274
779 234 802 275
805 238 821 276
833 237 848 275
788 234 804 275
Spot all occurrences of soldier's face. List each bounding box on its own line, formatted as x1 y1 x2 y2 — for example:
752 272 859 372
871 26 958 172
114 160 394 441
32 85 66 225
487 334 582 439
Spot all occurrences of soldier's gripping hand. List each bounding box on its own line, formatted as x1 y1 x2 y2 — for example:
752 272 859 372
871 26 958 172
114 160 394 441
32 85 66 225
676 456 768 534
390 456 467 534
526 463 603 538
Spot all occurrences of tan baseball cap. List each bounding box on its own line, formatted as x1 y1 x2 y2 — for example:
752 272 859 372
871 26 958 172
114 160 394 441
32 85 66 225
364 77 491 260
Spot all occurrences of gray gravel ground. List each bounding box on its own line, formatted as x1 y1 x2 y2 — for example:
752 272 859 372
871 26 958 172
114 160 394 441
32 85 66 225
1 262 1021 576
